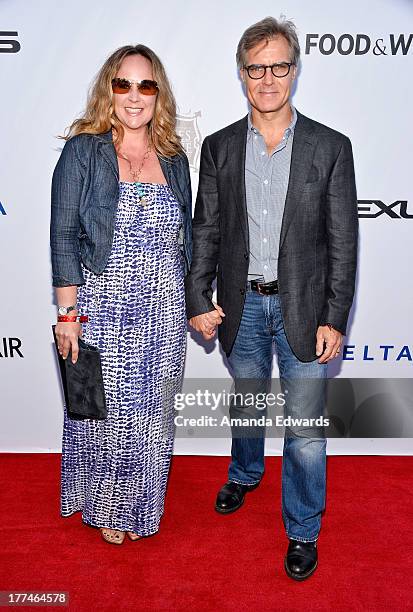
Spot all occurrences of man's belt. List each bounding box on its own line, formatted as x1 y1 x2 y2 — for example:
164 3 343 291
249 279 279 295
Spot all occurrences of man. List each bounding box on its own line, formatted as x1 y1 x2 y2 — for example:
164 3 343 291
185 16 358 580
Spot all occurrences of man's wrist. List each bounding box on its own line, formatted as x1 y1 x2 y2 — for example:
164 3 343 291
321 322 342 334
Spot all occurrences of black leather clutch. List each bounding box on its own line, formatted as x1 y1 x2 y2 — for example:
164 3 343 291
52 326 107 420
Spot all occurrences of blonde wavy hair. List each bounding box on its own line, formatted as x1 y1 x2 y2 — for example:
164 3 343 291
63 44 183 157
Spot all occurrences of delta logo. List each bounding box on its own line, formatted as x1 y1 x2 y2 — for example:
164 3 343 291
343 344 412 362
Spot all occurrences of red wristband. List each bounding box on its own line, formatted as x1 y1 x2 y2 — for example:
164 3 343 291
57 315 89 323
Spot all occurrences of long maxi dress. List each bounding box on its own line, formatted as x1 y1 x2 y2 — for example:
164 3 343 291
61 180 186 536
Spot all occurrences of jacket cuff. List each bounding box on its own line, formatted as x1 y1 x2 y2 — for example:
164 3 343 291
185 296 215 320
52 273 85 288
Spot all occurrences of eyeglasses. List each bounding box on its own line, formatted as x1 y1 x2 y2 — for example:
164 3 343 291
111 78 159 95
244 62 295 79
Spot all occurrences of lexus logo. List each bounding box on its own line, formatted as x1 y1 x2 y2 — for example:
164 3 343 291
0 31 20 53
358 200 413 219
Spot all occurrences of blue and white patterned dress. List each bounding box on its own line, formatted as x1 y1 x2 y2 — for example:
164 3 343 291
61 181 186 536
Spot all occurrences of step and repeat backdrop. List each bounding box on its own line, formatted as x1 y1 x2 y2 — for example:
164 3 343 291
1 0 412 453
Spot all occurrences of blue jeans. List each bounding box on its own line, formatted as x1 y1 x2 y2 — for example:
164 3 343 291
227 289 327 542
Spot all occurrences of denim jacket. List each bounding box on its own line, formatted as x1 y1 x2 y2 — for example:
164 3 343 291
50 130 193 287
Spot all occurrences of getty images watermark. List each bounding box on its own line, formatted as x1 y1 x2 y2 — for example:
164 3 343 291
173 388 329 430
162 378 413 438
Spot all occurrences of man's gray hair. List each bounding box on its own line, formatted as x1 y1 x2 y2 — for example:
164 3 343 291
236 16 300 69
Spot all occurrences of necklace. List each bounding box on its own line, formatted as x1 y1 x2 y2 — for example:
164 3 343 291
117 141 152 205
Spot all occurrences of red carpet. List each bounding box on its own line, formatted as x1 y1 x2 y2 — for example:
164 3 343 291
0 455 412 611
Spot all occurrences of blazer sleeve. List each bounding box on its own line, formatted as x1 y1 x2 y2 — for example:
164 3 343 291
320 136 358 334
184 136 220 319
50 138 86 287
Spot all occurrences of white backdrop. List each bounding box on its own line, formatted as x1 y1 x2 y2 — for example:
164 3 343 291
0 0 412 454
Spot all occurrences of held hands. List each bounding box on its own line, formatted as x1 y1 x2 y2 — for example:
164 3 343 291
55 320 82 364
316 325 343 364
189 303 225 340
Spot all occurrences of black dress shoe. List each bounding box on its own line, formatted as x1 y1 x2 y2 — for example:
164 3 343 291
284 539 318 581
215 481 257 514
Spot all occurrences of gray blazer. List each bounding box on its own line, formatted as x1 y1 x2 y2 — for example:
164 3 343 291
184 111 358 362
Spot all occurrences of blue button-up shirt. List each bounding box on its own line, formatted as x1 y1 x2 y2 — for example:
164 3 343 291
245 105 297 282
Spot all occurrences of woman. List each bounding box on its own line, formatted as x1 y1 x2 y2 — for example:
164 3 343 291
51 45 192 544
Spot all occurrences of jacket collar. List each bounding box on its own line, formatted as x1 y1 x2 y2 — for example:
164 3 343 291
96 129 113 142
230 109 313 138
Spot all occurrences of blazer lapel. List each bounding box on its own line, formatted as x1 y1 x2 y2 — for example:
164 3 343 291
159 156 175 194
228 116 249 248
97 130 119 180
280 112 317 248
159 156 189 213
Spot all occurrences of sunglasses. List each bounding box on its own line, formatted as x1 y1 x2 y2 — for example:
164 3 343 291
111 78 159 95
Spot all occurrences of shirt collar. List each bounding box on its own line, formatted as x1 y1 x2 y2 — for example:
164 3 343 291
247 105 297 137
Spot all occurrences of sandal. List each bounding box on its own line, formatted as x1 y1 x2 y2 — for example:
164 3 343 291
127 531 142 541
100 528 126 545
